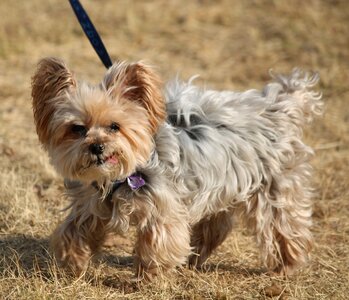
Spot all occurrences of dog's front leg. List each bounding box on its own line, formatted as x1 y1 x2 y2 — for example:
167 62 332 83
51 185 112 276
51 210 111 276
132 197 191 280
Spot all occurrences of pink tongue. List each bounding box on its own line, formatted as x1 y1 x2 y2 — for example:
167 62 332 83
107 155 118 165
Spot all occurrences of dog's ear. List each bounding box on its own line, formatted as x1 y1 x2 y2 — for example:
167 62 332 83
32 57 76 146
104 62 166 134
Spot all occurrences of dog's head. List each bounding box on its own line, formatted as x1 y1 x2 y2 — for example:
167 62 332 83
32 58 165 183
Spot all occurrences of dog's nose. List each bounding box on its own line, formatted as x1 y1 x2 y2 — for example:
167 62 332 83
89 143 105 155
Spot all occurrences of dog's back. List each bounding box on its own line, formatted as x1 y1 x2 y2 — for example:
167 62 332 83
160 71 322 223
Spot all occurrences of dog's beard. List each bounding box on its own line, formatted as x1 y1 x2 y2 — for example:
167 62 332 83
78 149 122 182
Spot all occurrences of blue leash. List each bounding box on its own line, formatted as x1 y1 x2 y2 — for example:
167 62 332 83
69 0 113 69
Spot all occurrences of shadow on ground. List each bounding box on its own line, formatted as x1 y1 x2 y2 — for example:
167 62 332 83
0 235 50 277
0 234 139 292
0 234 267 294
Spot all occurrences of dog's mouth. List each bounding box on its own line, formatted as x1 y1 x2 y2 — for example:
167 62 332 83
96 153 119 166
80 152 120 174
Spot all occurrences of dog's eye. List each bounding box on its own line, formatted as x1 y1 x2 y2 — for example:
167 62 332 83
71 124 87 136
110 122 120 132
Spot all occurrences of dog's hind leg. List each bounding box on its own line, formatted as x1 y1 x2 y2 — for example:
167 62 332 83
188 210 234 269
244 174 313 275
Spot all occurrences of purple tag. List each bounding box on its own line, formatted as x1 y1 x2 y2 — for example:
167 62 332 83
127 174 146 190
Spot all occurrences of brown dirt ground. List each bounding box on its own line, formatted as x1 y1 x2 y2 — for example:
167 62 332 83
0 0 348 299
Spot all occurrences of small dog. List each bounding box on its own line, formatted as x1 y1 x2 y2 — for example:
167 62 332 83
31 58 322 279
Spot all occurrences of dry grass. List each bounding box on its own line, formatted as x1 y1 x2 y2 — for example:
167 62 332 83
0 0 348 299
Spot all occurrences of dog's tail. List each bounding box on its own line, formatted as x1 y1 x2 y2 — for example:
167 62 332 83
264 69 323 126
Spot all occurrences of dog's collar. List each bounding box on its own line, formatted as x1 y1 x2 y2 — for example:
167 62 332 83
115 173 146 191
92 173 146 201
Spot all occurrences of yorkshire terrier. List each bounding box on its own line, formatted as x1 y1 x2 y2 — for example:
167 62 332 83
31 57 322 279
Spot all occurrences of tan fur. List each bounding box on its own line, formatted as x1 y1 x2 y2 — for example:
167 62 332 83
103 62 166 134
189 210 234 268
32 59 156 183
134 218 191 280
50 186 113 275
32 58 76 146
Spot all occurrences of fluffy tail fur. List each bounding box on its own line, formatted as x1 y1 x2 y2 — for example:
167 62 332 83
267 69 323 124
